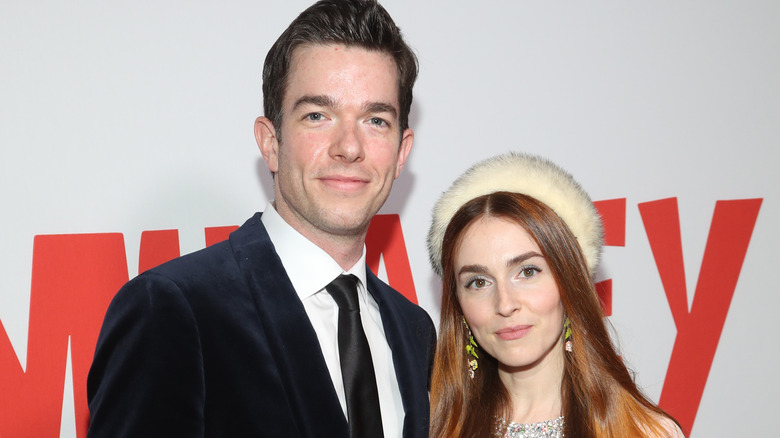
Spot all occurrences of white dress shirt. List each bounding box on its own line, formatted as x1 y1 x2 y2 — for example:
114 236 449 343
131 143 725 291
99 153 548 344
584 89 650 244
261 202 403 438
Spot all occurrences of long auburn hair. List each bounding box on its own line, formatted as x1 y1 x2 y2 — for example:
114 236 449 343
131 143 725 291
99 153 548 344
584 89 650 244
429 192 680 438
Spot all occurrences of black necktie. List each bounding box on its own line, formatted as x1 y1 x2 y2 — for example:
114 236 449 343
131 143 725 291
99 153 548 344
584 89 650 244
326 274 384 438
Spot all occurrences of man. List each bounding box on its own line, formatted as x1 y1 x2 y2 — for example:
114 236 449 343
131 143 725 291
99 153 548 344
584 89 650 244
86 1 435 437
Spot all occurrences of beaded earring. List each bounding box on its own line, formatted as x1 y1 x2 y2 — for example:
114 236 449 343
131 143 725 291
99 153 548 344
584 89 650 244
462 316 479 379
563 317 573 352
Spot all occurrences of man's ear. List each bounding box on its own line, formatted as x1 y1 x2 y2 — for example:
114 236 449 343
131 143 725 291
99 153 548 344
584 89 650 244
394 128 414 179
255 116 279 173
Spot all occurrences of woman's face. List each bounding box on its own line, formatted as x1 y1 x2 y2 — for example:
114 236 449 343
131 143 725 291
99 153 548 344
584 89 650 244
455 216 565 371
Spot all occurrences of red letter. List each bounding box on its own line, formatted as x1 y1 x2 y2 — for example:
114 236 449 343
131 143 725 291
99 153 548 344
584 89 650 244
205 225 238 247
593 198 627 316
366 215 418 304
0 234 128 438
138 230 180 273
639 198 762 435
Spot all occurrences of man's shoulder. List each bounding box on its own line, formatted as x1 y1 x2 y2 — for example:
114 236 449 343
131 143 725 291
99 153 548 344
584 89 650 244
367 271 433 325
366 271 414 305
147 212 268 276
109 213 275 317
119 212 275 296
153 238 233 276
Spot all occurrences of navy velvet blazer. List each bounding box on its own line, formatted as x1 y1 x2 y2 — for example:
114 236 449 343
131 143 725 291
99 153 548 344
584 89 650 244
87 213 436 438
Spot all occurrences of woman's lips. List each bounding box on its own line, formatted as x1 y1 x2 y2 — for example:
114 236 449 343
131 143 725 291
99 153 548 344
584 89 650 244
495 325 532 341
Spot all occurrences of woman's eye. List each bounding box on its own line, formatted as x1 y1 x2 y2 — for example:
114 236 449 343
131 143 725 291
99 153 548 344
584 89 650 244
465 277 489 289
519 266 541 278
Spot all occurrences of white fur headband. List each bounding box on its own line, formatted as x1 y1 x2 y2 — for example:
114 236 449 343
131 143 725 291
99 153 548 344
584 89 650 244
426 152 604 276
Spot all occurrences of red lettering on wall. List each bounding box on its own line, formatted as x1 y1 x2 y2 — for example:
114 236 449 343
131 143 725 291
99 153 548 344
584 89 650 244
595 279 613 316
366 214 418 304
593 198 627 316
0 234 129 438
205 226 239 247
594 198 627 247
639 197 762 436
1 203 756 437
138 229 180 273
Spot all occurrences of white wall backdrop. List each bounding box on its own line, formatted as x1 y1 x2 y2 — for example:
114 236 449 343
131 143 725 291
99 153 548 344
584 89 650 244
1 1 778 437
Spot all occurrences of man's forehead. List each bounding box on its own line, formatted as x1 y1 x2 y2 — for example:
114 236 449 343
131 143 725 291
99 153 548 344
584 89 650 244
290 42 394 61
284 43 400 103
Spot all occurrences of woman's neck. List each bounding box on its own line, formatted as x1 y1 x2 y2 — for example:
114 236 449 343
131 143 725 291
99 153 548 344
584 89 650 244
498 341 565 424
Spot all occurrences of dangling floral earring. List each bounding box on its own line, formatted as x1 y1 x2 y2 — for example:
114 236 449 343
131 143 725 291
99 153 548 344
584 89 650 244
563 317 573 352
462 316 479 379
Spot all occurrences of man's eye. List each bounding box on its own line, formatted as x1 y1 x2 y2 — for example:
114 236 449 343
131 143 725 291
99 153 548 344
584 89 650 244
306 113 323 121
369 117 387 126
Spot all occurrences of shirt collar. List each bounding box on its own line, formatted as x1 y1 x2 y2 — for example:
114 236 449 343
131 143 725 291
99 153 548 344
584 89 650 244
261 201 368 300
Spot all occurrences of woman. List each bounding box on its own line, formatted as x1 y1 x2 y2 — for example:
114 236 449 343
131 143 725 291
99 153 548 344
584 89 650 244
427 153 683 438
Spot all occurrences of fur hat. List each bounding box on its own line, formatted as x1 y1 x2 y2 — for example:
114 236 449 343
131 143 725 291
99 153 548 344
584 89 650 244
426 152 604 276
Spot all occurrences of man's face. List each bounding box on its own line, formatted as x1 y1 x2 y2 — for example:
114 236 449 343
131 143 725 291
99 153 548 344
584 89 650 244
259 43 413 242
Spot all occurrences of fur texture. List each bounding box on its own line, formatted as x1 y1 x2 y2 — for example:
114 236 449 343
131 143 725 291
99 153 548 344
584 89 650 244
427 152 604 276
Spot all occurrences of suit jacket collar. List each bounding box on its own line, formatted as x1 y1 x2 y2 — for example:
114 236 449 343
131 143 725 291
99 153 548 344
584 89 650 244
230 213 349 438
366 273 430 438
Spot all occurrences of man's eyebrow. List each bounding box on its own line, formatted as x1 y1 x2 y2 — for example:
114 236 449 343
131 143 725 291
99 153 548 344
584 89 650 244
292 95 338 112
291 96 398 119
363 102 397 118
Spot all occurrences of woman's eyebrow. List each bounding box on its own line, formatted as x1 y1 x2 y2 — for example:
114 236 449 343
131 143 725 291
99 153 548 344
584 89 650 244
457 264 488 277
506 251 544 268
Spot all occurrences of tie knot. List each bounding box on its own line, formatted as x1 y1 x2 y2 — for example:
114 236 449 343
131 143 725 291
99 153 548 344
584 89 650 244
326 274 360 312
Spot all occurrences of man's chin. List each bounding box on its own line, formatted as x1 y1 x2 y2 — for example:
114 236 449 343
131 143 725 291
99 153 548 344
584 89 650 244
319 218 372 237
315 210 376 237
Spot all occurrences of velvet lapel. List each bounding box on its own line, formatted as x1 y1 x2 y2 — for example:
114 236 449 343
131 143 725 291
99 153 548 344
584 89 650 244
366 272 428 438
229 214 348 438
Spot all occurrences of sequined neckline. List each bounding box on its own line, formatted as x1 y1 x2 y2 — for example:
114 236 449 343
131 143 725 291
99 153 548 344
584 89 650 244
494 416 565 438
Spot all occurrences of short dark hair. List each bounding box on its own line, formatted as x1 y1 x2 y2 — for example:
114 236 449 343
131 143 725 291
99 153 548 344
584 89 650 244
262 0 418 136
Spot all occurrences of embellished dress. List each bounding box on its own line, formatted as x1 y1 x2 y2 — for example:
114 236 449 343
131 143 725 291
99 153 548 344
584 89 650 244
494 416 565 438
